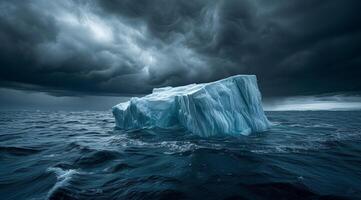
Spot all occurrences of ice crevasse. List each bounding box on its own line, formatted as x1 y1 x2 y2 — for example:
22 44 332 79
112 75 271 136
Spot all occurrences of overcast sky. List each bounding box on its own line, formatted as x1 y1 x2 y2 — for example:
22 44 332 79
0 0 360 110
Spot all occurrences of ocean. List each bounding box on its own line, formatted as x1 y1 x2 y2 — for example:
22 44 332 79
1 110 361 200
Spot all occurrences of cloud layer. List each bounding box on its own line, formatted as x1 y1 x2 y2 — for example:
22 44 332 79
0 0 360 96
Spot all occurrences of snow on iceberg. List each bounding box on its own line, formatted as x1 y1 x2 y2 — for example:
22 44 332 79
112 75 271 136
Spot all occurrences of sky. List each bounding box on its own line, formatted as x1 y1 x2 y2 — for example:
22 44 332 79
0 0 360 110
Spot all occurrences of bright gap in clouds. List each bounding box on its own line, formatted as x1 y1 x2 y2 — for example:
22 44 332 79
55 3 114 43
86 17 113 42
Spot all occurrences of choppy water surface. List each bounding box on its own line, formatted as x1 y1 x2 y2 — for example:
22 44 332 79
1 111 361 200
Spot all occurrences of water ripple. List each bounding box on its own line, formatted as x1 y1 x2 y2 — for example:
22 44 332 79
0 111 360 199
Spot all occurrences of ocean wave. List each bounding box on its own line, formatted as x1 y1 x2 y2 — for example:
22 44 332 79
1 110 361 199
118 137 203 154
80 133 202 154
105 163 135 173
75 150 121 167
47 167 78 199
250 143 326 154
0 146 42 156
240 182 346 200
274 121 336 129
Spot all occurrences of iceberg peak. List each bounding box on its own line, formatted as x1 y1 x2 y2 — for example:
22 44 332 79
112 75 271 136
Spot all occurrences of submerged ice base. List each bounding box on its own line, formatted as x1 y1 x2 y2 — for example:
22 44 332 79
112 75 271 136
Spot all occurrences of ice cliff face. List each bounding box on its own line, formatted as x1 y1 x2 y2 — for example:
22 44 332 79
112 75 271 136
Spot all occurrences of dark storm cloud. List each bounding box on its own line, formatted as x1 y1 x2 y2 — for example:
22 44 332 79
0 0 360 96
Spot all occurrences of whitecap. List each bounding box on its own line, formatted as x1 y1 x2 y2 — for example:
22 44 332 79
159 141 199 154
47 167 78 199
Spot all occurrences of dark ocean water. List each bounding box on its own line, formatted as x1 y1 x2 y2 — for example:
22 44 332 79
1 110 361 200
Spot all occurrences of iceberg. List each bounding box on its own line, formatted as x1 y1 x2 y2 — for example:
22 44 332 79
112 75 271 136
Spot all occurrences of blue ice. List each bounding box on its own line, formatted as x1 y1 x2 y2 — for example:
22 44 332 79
113 75 271 136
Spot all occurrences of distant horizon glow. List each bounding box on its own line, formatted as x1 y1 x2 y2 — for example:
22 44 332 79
1 88 360 111
264 102 361 111
263 95 361 111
